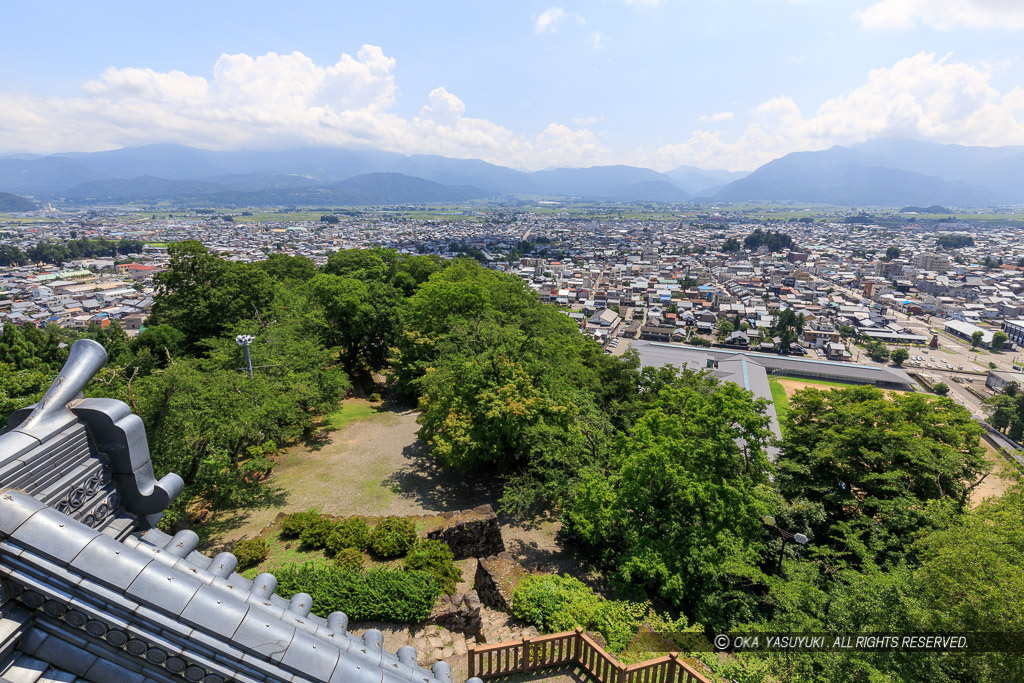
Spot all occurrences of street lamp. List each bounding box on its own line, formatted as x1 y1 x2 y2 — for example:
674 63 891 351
235 334 255 379
762 516 808 575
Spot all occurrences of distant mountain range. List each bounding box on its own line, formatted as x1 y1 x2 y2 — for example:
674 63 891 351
715 139 1024 206
0 192 36 212
0 144 737 207
3 138 1024 207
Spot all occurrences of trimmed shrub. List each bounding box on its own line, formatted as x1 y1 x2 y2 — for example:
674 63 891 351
281 509 321 538
234 538 269 571
512 574 648 652
325 517 372 555
299 517 335 549
275 562 440 622
404 539 461 594
333 547 365 572
369 516 418 558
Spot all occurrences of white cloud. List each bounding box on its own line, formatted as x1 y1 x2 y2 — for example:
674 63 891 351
858 0 1024 30
698 111 734 122
591 30 605 50
642 52 1024 170
8 48 1024 174
418 86 465 126
624 0 664 7
535 7 568 34
0 47 611 171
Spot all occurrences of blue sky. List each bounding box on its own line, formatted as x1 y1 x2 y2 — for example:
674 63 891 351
3 1 1024 170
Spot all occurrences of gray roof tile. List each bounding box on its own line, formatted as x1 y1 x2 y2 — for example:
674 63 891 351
29 632 97 677
180 584 250 636
8 506 101 564
0 490 47 536
329 661 385 683
125 563 202 616
70 534 154 591
231 609 296 661
281 629 342 680
83 653 146 683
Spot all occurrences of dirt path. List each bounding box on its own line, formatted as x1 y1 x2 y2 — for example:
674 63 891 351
775 378 910 398
971 440 1018 507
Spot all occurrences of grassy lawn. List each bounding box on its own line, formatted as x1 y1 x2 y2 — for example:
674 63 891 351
768 379 790 425
324 400 382 431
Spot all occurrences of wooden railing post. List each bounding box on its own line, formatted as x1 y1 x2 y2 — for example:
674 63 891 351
462 631 710 683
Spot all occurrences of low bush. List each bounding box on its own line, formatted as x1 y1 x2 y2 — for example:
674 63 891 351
275 562 440 622
333 547 365 572
404 539 461 594
369 516 418 558
512 575 650 652
233 538 269 571
325 517 372 555
281 509 321 538
299 517 336 549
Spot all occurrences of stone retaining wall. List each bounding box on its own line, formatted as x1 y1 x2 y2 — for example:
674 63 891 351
426 590 482 637
425 505 505 559
474 552 529 611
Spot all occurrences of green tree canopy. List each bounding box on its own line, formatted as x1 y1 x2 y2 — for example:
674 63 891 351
565 369 777 628
147 241 276 350
777 386 987 564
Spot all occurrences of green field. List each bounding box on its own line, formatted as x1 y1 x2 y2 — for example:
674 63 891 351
323 401 383 431
768 378 790 427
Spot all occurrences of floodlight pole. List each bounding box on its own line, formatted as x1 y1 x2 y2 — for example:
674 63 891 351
235 334 254 379
762 516 808 576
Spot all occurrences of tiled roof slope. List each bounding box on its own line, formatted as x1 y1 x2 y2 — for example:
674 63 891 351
0 340 471 683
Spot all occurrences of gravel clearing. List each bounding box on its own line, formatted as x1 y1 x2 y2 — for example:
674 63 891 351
201 399 584 579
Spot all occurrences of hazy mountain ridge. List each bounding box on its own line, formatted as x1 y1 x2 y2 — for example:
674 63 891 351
712 140 1024 206
0 192 36 211
57 172 491 207
0 145 729 205
7 139 1022 207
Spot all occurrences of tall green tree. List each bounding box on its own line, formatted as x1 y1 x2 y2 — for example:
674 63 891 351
777 386 987 564
565 369 778 628
147 241 276 350
305 273 401 372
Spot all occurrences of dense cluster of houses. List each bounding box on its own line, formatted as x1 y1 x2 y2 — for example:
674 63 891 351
3 207 1024 359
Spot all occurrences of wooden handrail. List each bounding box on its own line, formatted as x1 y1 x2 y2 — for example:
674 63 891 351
466 627 711 683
